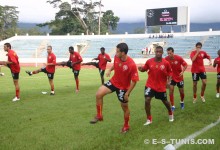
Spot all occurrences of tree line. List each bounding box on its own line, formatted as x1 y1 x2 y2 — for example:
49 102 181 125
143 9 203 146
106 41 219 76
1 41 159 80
0 0 120 40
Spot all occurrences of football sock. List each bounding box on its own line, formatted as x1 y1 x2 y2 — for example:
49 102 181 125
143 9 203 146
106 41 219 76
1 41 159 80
147 115 152 121
180 93 184 102
16 89 20 98
168 110 173 115
193 94 197 99
32 71 37 74
124 115 130 127
169 94 174 106
96 105 102 118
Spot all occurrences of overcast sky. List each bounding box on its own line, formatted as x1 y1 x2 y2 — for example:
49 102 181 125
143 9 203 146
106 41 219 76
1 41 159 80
0 0 220 23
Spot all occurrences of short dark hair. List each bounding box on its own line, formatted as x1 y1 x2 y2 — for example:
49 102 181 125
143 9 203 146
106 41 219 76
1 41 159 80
116 43 128 54
100 47 105 51
4 43 11 49
196 42 202 47
167 47 174 52
156 46 163 51
69 46 74 51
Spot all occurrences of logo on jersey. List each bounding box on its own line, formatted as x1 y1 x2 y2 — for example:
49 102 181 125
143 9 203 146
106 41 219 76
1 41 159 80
123 65 128 71
201 53 204 57
160 65 165 70
49 56 51 59
174 61 178 64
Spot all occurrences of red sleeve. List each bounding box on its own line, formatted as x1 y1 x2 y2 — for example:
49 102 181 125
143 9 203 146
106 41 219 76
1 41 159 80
205 52 211 59
106 54 111 61
142 60 149 71
97 54 101 60
181 57 187 67
190 51 194 59
77 53 83 61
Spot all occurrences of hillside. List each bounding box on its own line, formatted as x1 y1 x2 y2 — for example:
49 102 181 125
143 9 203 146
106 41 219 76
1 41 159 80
18 22 220 34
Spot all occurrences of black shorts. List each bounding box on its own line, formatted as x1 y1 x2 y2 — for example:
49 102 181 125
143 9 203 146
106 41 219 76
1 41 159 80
144 87 167 101
170 80 184 88
104 80 128 103
217 73 220 79
192 72 207 81
99 69 105 77
11 72 19 80
41 67 54 79
72 70 80 77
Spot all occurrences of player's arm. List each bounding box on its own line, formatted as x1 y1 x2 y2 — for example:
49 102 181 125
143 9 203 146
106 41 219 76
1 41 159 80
191 49 200 62
213 59 217 68
104 55 112 62
72 60 82 65
179 61 188 76
206 54 212 65
106 65 114 77
124 81 137 102
166 63 172 88
138 65 147 72
72 55 83 65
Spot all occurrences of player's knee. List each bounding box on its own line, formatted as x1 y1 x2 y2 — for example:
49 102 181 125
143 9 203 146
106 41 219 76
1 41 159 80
96 91 103 99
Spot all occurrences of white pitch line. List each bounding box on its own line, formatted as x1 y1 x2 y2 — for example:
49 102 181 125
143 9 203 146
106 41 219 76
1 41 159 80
174 117 220 149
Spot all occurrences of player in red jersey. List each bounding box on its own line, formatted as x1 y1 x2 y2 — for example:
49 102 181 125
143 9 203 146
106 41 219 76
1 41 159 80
165 47 188 110
25 46 56 95
57 46 83 93
82 47 111 84
0 43 20 101
190 42 212 103
56 46 83 92
138 46 173 126
213 49 220 98
90 43 139 133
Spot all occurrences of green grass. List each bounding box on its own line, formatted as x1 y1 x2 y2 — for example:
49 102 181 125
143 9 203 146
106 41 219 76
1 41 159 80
0 67 220 150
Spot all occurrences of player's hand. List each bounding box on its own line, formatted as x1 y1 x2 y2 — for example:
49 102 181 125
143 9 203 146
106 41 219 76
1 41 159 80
106 70 111 77
179 71 184 77
138 66 143 71
43 63 47 66
124 93 129 102
209 61 212 66
166 83 170 89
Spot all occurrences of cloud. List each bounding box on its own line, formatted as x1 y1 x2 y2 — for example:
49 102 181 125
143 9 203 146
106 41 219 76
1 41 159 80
0 0 220 23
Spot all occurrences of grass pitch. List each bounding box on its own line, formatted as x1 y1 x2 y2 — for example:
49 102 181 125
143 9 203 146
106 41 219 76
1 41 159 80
0 67 219 150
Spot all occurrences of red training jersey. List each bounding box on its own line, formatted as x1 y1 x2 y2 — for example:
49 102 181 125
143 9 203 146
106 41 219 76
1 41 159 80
7 49 20 73
110 56 139 90
214 57 220 73
46 53 56 73
69 52 83 70
142 58 172 92
165 55 187 82
97 53 111 70
190 50 210 73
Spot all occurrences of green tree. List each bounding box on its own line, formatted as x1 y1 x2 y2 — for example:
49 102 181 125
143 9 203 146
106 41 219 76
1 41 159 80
0 5 19 40
101 10 119 34
44 0 119 35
